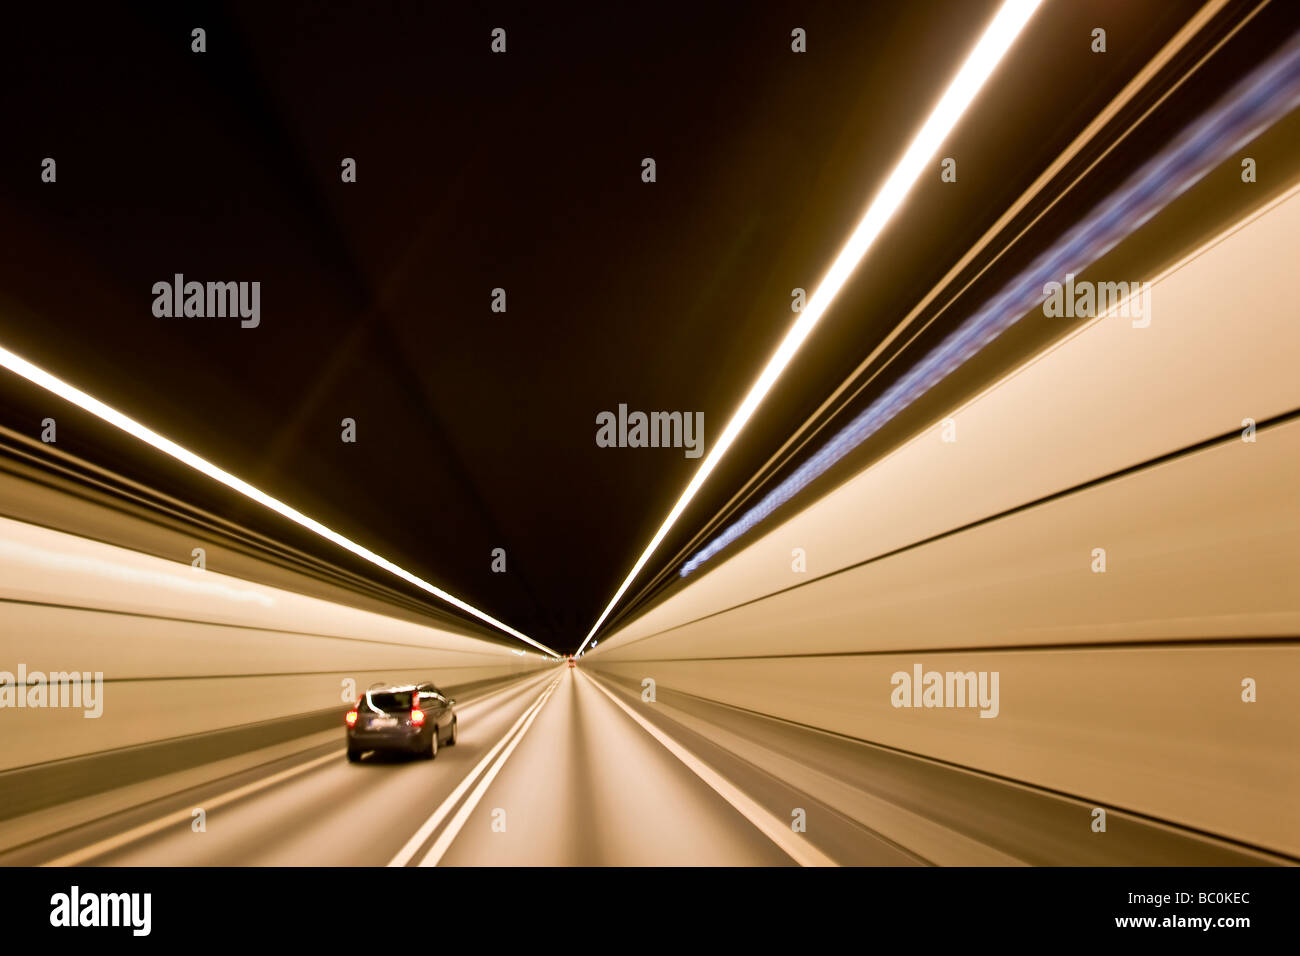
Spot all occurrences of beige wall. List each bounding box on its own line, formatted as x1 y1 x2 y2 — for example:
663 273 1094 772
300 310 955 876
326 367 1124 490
0 516 545 771
588 195 1300 859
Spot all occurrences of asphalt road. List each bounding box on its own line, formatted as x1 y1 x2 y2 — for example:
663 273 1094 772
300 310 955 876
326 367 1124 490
4 665 1280 867
4 669 822 866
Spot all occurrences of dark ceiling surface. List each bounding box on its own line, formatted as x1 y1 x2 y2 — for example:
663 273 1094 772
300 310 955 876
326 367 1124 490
0 0 1212 652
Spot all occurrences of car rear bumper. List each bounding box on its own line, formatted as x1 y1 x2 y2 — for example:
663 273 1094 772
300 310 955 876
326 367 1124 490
348 729 424 752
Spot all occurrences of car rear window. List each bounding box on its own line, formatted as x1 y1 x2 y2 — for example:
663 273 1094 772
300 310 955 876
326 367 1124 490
365 691 415 711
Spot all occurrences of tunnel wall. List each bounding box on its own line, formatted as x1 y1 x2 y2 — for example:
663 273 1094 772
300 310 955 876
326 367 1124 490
586 189 1300 859
0 513 547 772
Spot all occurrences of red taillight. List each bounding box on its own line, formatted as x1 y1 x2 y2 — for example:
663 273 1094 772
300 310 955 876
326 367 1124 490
345 709 358 726
410 708 426 726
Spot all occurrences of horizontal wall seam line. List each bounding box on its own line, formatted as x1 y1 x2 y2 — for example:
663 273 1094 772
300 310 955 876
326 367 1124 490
597 637 1300 663
605 407 1300 653
0 597 518 658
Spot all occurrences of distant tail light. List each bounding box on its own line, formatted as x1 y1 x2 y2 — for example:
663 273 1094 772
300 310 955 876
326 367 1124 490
410 708 426 726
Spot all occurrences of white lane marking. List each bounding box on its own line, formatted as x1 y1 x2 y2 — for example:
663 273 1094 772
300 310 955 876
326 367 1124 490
415 677 563 867
390 676 561 867
42 672 553 867
581 670 837 867
41 750 340 867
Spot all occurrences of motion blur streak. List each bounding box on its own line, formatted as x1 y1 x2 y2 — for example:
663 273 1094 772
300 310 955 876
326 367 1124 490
0 529 271 607
578 0 1043 650
1 673 558 866
415 677 560 866
698 0 1237 538
0 513 546 773
586 179 1300 862
388 676 559 866
582 670 836 867
682 26 1300 577
2 3 1297 872
39 751 340 867
0 342 557 656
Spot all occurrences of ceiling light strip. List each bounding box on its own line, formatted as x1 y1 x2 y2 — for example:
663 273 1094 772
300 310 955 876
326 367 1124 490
681 26 1300 579
0 344 559 657
578 0 1044 651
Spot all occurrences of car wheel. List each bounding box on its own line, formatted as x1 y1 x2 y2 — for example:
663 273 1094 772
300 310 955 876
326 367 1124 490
425 729 438 760
448 719 458 746
347 747 362 763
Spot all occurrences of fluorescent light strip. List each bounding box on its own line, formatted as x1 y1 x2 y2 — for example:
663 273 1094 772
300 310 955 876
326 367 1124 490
0 344 559 658
578 0 1043 652
680 26 1300 578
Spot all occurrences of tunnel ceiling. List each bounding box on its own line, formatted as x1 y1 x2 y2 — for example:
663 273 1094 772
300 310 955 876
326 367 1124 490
0 1 1209 651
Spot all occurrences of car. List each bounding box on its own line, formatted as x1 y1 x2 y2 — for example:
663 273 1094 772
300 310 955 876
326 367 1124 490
345 681 457 762
567 656 576 668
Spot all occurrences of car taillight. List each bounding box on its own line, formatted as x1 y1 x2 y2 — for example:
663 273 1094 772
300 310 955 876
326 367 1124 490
410 707 426 726
345 709 358 726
